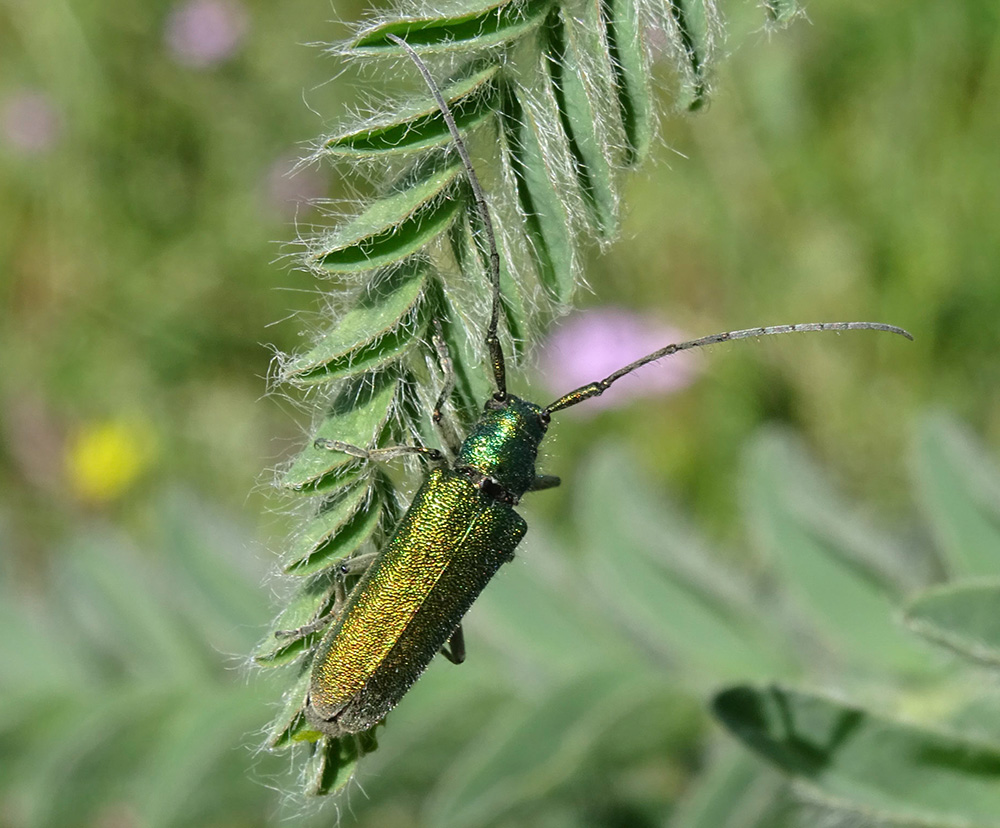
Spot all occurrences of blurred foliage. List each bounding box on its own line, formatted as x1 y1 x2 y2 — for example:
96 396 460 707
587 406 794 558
558 0 1000 536
1 0 998 826
5 417 1000 827
0 0 367 547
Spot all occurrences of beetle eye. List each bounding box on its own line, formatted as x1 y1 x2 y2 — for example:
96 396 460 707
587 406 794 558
539 410 551 426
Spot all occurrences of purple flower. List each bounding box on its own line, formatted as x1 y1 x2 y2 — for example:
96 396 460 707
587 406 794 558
1 91 60 154
539 307 700 414
165 0 249 68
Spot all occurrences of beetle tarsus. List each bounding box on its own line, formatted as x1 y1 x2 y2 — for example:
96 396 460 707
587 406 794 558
440 624 466 665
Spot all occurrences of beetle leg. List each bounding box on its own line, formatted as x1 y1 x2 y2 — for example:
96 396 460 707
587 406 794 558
440 624 466 665
274 573 345 640
529 474 561 492
274 608 336 640
430 320 456 425
274 552 379 640
314 322 462 466
340 551 377 573
274 581 339 640
430 320 463 458
314 438 445 465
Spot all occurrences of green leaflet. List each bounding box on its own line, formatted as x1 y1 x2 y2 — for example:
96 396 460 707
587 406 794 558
255 571 339 666
542 6 619 239
283 482 377 571
312 163 464 273
600 0 653 164
5 524 277 826
285 261 430 384
284 486 383 576
905 580 1000 667
714 685 1000 828
426 673 646 828
764 0 798 26
565 0 628 161
577 448 794 681
281 371 400 493
153 491 265 650
498 78 576 304
425 277 496 428
306 730 379 796
470 524 645 675
130 693 264 828
447 207 531 357
290 304 429 385
351 0 555 53
744 430 935 677
259 473 392 664
670 748 788 828
915 415 1000 578
266 676 380 793
325 64 500 155
667 0 711 111
265 669 312 749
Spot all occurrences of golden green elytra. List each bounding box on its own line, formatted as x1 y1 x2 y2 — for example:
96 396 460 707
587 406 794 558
287 35 912 740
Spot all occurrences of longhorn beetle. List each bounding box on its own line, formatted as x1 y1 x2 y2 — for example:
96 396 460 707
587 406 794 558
284 34 911 742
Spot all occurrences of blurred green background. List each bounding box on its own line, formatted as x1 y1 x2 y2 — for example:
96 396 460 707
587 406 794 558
1 0 997 826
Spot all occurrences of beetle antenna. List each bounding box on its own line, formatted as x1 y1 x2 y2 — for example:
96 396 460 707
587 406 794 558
386 34 508 400
543 321 913 414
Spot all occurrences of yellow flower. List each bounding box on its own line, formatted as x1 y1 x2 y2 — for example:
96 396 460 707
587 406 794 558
67 419 157 503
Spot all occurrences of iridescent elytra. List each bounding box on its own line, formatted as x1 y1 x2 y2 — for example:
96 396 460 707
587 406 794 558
291 35 912 739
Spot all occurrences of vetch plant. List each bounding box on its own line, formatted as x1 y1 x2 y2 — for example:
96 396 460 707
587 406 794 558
255 0 760 794
252 0 910 801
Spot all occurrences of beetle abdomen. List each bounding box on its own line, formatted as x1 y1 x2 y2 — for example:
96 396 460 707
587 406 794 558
307 468 526 735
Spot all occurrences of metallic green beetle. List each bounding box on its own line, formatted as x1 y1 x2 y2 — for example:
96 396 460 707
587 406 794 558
296 36 912 739
307 395 549 735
